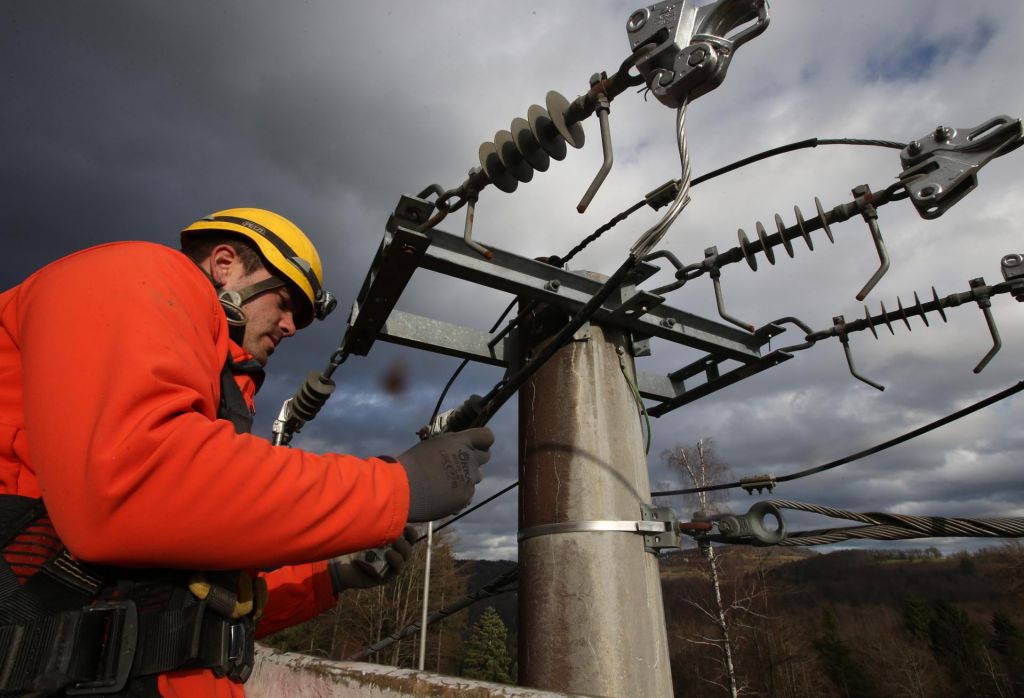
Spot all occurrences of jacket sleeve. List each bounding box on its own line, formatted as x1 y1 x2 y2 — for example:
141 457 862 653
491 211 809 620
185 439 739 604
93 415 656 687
255 562 337 638
16 243 409 570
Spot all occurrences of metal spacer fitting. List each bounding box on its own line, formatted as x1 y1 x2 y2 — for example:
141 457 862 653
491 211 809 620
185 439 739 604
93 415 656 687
626 8 649 32
687 47 708 66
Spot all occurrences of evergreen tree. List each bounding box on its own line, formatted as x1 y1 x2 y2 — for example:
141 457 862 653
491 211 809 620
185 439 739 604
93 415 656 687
461 606 513 684
901 596 934 642
814 607 874 698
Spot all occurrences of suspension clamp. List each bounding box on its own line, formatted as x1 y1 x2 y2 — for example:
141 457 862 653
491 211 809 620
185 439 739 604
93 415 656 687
899 115 1023 219
627 0 770 108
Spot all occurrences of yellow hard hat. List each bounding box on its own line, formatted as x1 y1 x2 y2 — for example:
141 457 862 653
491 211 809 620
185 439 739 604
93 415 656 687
182 207 336 327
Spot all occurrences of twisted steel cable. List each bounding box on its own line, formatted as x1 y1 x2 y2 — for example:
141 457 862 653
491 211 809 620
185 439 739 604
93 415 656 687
768 499 1024 546
631 104 692 259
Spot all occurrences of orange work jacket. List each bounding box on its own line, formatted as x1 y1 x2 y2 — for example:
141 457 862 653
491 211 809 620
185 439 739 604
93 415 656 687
0 241 411 696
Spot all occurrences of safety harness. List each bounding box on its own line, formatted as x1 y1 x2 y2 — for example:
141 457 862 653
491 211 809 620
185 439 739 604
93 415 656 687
0 359 265 696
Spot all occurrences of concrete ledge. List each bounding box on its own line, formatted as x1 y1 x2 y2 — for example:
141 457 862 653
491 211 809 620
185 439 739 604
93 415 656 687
248 645 576 698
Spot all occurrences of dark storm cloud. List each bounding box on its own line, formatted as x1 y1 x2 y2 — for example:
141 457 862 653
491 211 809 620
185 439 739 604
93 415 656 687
4 1 1024 564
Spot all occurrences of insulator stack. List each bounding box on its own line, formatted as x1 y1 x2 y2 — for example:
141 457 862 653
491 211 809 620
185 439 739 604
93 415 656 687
290 370 336 422
477 91 585 193
735 197 835 271
860 287 948 339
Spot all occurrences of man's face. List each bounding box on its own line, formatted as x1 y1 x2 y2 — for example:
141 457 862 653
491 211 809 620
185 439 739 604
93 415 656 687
223 266 298 366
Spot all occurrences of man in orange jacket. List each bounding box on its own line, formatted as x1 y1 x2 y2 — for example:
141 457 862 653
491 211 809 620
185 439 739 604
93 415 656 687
0 208 493 696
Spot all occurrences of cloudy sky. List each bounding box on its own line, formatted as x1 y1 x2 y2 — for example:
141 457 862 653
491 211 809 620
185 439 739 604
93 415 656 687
4 1 1024 561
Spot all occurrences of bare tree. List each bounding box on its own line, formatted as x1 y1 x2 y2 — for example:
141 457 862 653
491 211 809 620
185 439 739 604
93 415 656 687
663 439 746 697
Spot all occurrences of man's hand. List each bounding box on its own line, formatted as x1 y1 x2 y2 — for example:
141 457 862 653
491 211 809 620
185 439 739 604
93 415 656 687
398 427 493 522
328 526 417 592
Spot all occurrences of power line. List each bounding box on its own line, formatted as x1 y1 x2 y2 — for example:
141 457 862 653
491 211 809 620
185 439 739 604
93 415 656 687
429 134 908 429
652 379 1024 497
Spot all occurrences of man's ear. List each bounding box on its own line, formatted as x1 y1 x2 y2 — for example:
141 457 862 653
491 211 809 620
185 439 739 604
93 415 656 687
207 244 239 287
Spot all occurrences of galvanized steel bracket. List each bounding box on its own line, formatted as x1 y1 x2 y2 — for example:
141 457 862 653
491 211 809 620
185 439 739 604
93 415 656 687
899 115 1023 220
626 0 770 108
640 503 680 553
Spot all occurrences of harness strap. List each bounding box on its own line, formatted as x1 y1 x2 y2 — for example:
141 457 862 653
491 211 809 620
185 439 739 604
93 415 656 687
0 596 255 695
0 352 264 694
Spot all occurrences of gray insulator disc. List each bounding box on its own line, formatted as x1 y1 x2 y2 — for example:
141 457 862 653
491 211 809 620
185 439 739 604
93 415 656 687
527 104 567 161
545 90 585 149
511 117 549 172
479 141 518 193
495 129 534 183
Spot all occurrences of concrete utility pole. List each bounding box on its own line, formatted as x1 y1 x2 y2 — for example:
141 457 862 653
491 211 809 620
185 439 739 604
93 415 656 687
517 300 673 697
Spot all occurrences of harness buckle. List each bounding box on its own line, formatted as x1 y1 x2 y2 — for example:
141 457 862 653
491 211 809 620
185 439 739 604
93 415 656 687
65 601 138 696
202 615 255 683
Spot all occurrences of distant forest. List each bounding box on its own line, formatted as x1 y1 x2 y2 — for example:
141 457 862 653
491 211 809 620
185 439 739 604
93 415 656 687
263 540 1024 697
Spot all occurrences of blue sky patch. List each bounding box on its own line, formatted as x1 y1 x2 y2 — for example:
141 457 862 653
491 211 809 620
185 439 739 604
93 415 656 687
865 19 995 82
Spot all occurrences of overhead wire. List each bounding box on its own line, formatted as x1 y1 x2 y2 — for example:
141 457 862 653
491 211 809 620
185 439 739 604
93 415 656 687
652 379 1024 497
356 133 935 659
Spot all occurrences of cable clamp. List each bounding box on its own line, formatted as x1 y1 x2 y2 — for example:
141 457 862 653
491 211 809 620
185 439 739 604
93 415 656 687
739 473 776 495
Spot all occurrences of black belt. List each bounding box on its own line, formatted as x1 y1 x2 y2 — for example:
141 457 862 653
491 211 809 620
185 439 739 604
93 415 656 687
0 597 254 696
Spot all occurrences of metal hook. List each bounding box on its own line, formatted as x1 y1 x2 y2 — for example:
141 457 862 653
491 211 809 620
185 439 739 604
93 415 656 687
577 76 614 214
707 247 754 333
970 278 1001 373
853 185 891 301
835 315 885 391
461 189 492 260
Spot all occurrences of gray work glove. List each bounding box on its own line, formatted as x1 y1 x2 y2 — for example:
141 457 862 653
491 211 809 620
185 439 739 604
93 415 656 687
328 526 417 592
398 427 494 522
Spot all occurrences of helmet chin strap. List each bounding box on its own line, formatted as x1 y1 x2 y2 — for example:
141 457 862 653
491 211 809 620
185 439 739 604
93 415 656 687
208 271 286 345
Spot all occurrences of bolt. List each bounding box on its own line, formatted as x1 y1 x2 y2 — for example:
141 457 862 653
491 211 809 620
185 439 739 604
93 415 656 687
934 125 955 142
616 346 625 356
656 69 675 86
907 140 922 156
1003 254 1023 267
401 244 416 256
661 317 677 329
544 280 561 292
408 210 422 222
919 185 939 199
687 48 707 66
627 8 648 32
969 277 985 289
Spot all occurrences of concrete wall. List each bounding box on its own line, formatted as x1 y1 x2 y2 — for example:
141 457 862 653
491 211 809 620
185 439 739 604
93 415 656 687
248 645 579 698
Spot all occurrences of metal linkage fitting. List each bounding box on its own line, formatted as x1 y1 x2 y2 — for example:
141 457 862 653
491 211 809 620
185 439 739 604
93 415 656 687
626 0 770 108
899 115 1024 219
1001 253 1024 302
700 501 786 545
